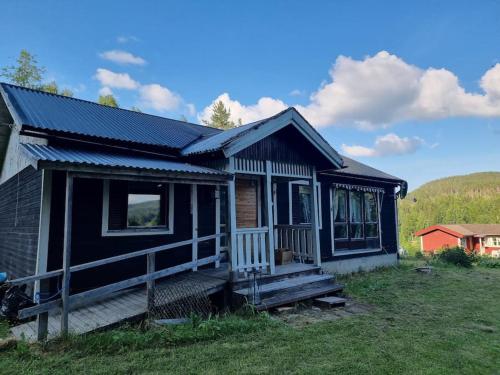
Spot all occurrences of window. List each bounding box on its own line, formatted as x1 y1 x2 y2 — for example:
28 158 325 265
102 180 174 236
331 187 381 250
333 189 348 239
289 181 322 229
488 237 500 247
349 191 364 239
364 192 379 238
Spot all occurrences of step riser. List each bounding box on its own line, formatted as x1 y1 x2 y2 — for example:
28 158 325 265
231 268 322 291
251 279 334 300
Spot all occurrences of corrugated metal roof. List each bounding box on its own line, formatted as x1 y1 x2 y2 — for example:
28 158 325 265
329 156 404 182
22 143 229 177
1 83 221 149
181 120 263 155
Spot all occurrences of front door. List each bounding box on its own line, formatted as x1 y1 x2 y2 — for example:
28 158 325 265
235 177 261 228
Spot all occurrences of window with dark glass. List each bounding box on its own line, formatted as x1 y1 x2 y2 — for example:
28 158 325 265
349 191 363 239
364 192 378 238
332 187 380 247
333 189 348 239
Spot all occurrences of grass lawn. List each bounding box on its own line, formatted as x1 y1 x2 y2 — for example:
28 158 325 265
0 259 499 374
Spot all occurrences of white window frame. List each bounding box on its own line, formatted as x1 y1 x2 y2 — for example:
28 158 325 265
288 180 322 229
101 179 175 237
363 191 379 240
349 190 364 240
330 187 349 242
486 236 500 247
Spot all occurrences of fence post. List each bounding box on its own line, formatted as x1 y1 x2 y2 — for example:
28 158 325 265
61 173 73 336
191 184 198 271
147 253 156 312
215 185 221 268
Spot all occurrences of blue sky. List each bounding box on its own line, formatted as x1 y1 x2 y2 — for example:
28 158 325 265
1 0 499 190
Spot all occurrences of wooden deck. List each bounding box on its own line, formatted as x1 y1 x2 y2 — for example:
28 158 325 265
11 270 228 342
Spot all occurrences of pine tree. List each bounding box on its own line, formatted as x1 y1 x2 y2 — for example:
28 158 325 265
203 101 235 129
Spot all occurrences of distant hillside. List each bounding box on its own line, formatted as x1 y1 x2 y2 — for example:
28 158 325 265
399 172 500 252
127 200 161 227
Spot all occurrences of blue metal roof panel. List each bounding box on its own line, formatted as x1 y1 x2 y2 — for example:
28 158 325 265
1 83 221 149
21 143 229 176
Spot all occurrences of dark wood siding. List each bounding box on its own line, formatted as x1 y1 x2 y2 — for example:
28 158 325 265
235 125 332 169
0 166 42 280
47 173 215 293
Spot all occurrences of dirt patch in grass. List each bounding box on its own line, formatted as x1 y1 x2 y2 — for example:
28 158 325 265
272 298 374 328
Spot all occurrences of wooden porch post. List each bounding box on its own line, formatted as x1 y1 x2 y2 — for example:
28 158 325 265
61 172 73 336
35 170 52 341
265 161 276 274
191 184 198 271
228 157 238 277
147 253 155 311
310 167 321 267
215 185 221 268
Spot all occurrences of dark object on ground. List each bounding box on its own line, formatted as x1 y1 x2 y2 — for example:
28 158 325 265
0 337 17 351
0 285 34 322
314 296 347 308
0 283 9 303
415 266 433 274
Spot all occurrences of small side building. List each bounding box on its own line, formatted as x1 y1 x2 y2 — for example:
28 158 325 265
415 224 500 257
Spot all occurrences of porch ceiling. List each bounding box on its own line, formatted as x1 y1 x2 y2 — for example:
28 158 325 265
21 143 231 182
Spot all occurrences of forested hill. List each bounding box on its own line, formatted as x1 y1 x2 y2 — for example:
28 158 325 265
399 172 500 252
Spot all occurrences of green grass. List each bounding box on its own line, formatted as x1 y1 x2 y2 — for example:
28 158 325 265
1 260 499 374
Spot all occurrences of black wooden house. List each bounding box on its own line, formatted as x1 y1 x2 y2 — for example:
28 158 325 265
0 83 406 338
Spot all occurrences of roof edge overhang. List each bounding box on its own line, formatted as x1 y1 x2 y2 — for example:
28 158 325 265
32 160 231 183
219 108 343 168
0 84 23 128
415 225 465 238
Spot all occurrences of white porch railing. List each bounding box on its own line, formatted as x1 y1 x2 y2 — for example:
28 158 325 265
274 224 314 262
234 227 269 273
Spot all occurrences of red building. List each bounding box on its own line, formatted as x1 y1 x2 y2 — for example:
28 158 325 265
415 224 500 256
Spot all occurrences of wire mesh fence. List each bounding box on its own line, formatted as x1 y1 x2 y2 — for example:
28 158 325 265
148 274 213 320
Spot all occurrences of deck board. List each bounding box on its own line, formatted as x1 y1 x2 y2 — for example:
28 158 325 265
11 270 228 342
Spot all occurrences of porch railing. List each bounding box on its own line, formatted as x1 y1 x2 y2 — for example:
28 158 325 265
274 224 314 262
234 227 269 273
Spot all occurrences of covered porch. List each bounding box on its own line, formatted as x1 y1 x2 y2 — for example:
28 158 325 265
226 157 322 278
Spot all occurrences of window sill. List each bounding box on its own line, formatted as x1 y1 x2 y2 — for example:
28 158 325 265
333 248 381 257
102 228 173 237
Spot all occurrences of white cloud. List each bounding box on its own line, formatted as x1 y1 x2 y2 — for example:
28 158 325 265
139 84 181 112
202 52 500 129
341 133 425 157
186 103 196 116
198 93 287 125
94 68 139 89
100 50 146 66
289 89 303 97
117 35 139 44
98 86 113 96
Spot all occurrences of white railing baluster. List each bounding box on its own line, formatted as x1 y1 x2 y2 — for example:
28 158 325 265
260 232 267 271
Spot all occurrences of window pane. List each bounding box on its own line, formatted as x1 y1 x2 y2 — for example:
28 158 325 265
334 189 347 222
365 223 378 238
298 186 311 224
349 191 363 223
350 223 363 239
334 224 348 239
127 194 161 227
364 192 378 223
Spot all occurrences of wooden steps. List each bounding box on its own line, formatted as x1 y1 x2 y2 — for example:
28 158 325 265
314 296 347 308
231 264 343 310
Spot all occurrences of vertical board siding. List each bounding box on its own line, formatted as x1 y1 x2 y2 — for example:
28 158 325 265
0 166 42 282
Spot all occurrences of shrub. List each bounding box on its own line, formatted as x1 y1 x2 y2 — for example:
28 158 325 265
434 247 474 267
476 256 500 268
414 251 425 259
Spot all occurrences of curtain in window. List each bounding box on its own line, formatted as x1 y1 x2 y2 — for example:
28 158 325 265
349 191 363 238
299 186 311 224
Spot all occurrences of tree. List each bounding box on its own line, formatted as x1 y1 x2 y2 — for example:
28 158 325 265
130 106 142 113
179 114 188 122
203 101 235 129
1 49 45 88
98 94 119 108
40 81 74 97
